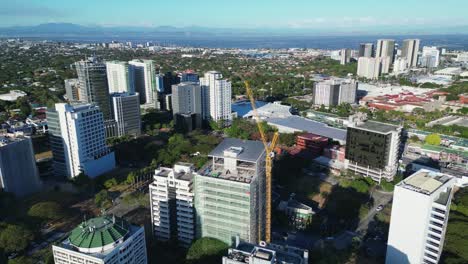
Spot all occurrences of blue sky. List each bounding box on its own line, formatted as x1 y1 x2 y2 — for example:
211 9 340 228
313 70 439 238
1 0 468 31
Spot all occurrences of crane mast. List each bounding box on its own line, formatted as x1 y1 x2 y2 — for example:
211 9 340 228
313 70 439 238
245 81 278 243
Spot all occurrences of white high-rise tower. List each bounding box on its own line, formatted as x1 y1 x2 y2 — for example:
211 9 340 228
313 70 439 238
106 61 132 94
200 71 232 122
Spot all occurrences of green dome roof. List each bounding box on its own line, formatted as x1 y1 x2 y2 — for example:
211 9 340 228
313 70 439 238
68 215 130 250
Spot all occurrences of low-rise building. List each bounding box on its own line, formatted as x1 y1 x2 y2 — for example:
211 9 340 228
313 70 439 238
52 215 147 264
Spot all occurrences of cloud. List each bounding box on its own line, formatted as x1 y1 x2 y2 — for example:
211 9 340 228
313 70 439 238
0 2 64 17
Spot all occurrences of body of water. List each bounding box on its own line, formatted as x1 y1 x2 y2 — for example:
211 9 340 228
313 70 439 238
232 100 267 117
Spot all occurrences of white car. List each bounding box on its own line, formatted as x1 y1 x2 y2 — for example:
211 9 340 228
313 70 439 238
376 205 384 211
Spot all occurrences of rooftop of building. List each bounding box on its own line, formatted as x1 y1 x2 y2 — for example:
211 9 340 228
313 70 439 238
354 120 401 134
0 134 28 147
155 162 194 181
209 138 265 163
398 169 452 195
267 116 347 142
226 240 307 264
243 102 293 119
67 215 130 250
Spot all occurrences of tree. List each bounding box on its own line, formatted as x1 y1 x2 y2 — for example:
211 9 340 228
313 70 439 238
186 237 229 264
94 190 112 209
28 202 64 220
104 178 118 189
8 256 34 264
0 225 34 253
425 133 441 146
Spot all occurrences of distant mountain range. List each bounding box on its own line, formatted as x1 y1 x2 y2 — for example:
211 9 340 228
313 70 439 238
1 23 468 38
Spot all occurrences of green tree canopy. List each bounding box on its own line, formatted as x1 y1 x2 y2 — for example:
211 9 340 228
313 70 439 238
94 190 112 209
425 133 441 146
186 237 229 264
27 201 64 220
0 225 34 253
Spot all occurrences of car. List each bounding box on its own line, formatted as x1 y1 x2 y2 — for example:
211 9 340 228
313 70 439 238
376 205 384 211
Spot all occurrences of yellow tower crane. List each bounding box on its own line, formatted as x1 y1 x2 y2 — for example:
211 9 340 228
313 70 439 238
244 81 279 243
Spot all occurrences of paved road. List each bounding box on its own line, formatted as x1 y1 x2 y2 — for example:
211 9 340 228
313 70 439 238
356 189 393 234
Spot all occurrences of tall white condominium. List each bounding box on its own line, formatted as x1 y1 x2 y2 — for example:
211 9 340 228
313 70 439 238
456 52 468 63
129 59 156 105
172 82 202 115
313 79 357 106
357 57 382 79
376 39 396 62
386 170 456 264
106 61 132 94
111 92 141 137
64 78 80 101
393 58 408 75
0 135 41 197
421 46 440 68
340 48 351 65
345 120 402 182
401 39 420 68
48 103 115 178
200 71 232 122
194 138 266 245
149 163 195 247
74 57 111 120
52 215 148 264
359 43 374 57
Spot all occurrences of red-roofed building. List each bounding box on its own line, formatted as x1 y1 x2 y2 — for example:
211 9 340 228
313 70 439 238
295 133 329 157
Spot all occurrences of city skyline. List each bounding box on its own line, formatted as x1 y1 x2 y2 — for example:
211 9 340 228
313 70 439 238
1 0 468 34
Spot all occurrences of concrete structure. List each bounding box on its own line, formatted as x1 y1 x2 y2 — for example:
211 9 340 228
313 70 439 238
194 138 266 245
421 46 440 68
223 237 308 264
111 93 141 137
393 58 408 75
129 59 156 106
376 39 396 62
357 57 390 79
155 73 165 93
47 103 115 178
386 170 455 264
149 163 195 247
456 52 468 63
359 43 374 57
0 90 27 102
179 70 199 83
200 71 232 122
106 61 132 94
172 82 202 116
175 113 202 133
434 67 463 76
346 120 402 182
401 39 420 67
243 102 292 120
340 48 351 65
74 57 111 119
53 216 147 264
0 135 41 196
278 195 315 230
267 116 347 144
64 79 80 101
312 79 357 106
294 133 329 157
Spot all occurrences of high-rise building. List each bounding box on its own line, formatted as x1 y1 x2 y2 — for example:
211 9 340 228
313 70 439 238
47 103 115 178
179 70 199 83
64 79 80 101
194 138 266 245
393 58 408 75
172 82 202 129
340 48 351 65
52 215 148 264
149 163 195 247
111 92 141 137
74 57 111 119
357 56 391 79
223 236 309 264
376 39 396 62
345 120 402 182
359 43 374 57
155 73 165 93
401 39 420 68
106 61 132 94
129 59 156 105
421 46 440 68
386 170 455 264
200 71 232 122
0 135 41 196
312 79 358 106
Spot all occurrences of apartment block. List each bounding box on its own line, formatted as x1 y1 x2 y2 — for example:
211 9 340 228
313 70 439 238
386 170 455 264
149 163 195 247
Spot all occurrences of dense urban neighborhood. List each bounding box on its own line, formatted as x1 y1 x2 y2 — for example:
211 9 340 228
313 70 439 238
0 35 467 264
